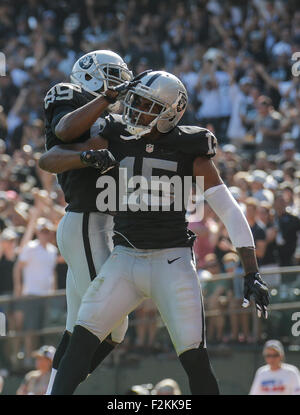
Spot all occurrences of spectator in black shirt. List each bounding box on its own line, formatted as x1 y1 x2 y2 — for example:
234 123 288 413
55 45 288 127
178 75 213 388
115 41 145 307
257 202 278 266
256 201 281 288
245 197 266 265
274 192 300 266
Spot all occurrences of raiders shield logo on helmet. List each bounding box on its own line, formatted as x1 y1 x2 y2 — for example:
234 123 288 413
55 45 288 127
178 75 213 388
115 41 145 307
176 93 187 113
146 144 154 153
79 55 93 70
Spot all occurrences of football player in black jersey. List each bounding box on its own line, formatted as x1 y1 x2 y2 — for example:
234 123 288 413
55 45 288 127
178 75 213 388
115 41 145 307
42 71 269 395
40 50 135 394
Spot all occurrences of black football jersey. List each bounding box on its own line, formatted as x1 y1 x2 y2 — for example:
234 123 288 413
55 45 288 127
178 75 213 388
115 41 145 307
44 82 108 212
100 114 217 249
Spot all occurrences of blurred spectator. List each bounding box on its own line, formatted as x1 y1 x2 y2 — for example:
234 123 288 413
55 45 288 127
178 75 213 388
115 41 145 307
280 183 299 216
151 378 181 395
288 94 300 152
200 253 230 344
232 171 251 202
223 252 250 344
273 192 300 266
227 75 254 147
198 253 221 288
279 140 298 165
0 106 8 140
250 340 300 395
13 217 57 368
245 197 266 265
254 96 285 154
257 203 277 258
248 170 274 204
188 201 219 269
16 345 55 395
195 59 224 140
214 228 235 268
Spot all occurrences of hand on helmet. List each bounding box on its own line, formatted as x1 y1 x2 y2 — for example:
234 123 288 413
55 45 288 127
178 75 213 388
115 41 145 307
104 70 153 103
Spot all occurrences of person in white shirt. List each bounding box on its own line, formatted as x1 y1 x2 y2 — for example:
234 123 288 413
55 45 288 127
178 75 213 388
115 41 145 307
16 345 56 395
249 339 300 395
227 77 253 145
13 218 58 368
179 58 199 96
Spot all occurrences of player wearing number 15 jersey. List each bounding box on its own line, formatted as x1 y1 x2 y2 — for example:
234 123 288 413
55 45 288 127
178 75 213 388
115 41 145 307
49 71 269 395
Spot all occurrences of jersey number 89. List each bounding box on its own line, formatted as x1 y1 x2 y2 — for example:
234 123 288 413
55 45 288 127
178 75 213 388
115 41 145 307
44 84 81 109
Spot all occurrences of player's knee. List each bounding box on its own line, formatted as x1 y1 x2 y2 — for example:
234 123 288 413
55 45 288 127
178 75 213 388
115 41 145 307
52 331 71 370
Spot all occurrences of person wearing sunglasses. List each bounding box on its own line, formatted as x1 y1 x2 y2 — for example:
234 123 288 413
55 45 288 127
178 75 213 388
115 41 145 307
249 339 300 394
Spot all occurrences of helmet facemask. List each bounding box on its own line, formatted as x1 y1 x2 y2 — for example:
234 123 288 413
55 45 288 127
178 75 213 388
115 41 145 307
122 86 176 138
97 62 133 89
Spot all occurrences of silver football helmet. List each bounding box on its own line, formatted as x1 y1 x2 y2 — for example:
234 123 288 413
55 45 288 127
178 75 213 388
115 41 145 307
122 71 188 138
70 50 133 97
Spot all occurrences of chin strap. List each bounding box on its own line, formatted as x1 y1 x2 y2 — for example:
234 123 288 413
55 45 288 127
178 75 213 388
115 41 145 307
120 118 158 141
120 135 141 141
120 128 151 141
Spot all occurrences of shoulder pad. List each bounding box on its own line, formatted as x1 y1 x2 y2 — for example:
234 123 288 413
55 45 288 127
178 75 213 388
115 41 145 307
177 125 217 158
178 126 208 135
44 83 82 111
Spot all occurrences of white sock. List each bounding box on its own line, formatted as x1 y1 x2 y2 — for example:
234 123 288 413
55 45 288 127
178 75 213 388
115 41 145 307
45 368 57 395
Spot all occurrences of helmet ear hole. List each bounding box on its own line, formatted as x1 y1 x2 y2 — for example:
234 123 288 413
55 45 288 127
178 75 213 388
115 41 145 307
85 74 92 81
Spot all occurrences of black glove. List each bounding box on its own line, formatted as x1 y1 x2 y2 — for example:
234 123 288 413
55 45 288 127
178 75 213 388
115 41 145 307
80 149 119 174
104 70 153 103
242 272 270 319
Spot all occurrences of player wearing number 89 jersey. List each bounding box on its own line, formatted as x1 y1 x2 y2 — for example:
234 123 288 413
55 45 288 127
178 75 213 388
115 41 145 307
44 82 107 211
42 50 132 394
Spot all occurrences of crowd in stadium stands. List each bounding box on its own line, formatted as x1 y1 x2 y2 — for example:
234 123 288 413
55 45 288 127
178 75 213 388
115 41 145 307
1 0 300 374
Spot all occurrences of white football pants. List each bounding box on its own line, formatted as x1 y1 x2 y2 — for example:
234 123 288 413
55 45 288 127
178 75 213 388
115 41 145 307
77 245 206 355
56 211 128 343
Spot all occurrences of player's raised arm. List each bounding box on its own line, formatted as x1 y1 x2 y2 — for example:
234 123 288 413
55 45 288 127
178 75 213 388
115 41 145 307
53 90 118 142
193 156 270 318
44 51 134 143
38 136 112 173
